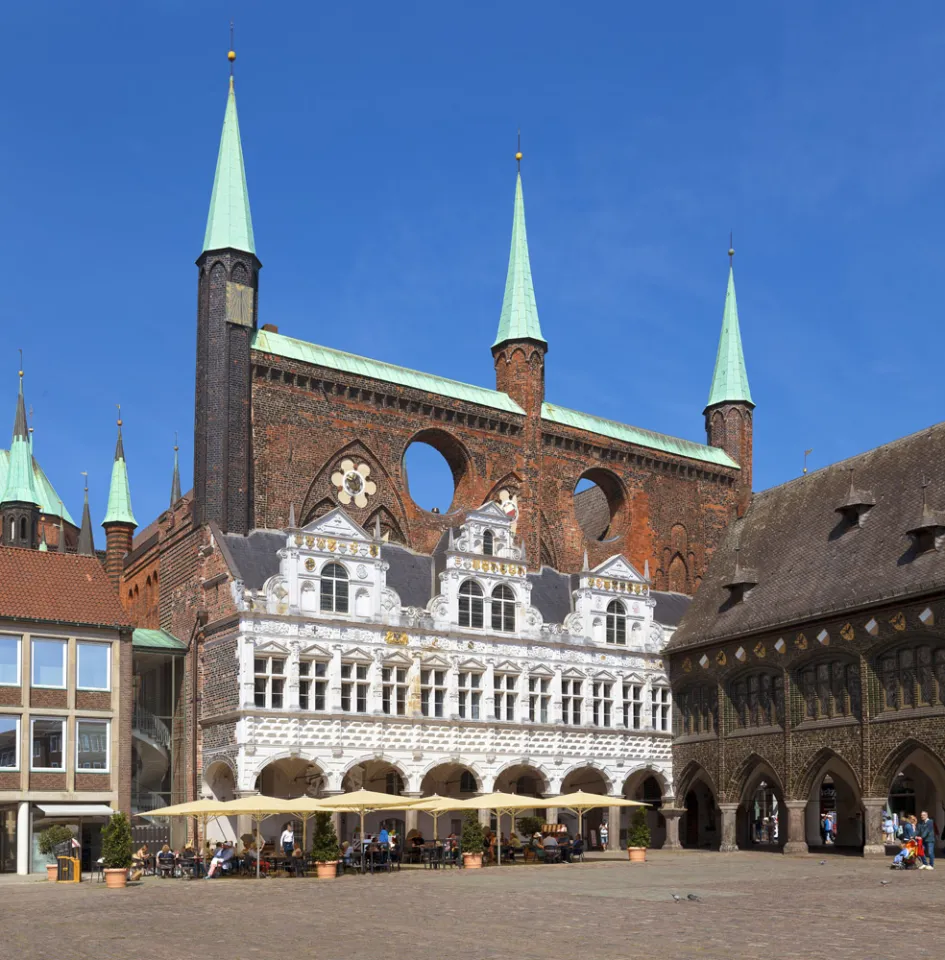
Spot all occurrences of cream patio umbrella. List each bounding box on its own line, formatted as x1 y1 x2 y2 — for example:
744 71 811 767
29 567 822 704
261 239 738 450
314 789 428 862
407 795 465 842
280 795 332 856
218 794 299 878
145 798 234 859
543 790 649 845
454 792 548 865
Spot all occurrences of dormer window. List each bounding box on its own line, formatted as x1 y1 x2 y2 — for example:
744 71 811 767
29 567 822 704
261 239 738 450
907 484 945 555
320 563 349 613
491 585 516 632
482 530 495 556
723 549 757 605
606 600 627 645
834 470 875 528
458 580 484 628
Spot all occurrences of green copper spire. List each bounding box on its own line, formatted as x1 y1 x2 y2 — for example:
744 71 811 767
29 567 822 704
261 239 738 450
77 477 95 555
493 169 546 349
103 418 137 527
170 435 181 509
202 75 255 255
1 371 41 507
706 255 753 410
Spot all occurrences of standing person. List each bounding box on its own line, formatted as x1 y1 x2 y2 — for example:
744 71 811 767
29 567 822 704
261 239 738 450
280 822 295 860
901 816 916 841
599 820 609 850
916 811 935 870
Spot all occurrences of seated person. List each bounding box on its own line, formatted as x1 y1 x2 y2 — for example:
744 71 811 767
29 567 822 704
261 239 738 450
558 834 572 863
411 832 425 847
206 841 235 878
181 842 204 877
572 835 585 858
508 833 522 861
130 843 150 881
156 844 175 875
542 833 559 861
341 840 354 866
892 839 918 867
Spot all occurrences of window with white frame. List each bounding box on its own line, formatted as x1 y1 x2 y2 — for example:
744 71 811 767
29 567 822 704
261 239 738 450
592 681 612 726
491 585 516 633
458 581 484 628
457 670 482 719
77 642 110 691
299 660 327 711
0 636 21 686
528 676 550 723
0 716 18 769
561 678 583 725
652 686 671 731
494 672 517 721
341 661 369 712
254 655 286 709
623 683 643 729
320 563 349 614
32 638 66 688
382 665 408 716
606 600 627 645
421 667 446 718
76 719 109 770
31 717 64 770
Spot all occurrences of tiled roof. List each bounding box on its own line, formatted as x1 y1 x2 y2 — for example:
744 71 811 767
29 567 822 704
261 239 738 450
668 422 945 651
0 548 131 629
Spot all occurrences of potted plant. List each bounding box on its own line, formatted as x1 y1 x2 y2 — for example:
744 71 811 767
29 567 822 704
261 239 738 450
627 807 651 863
461 811 485 869
38 825 74 881
310 812 340 879
101 811 133 888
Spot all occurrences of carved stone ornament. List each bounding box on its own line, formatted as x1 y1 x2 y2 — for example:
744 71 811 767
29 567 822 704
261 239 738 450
331 459 378 508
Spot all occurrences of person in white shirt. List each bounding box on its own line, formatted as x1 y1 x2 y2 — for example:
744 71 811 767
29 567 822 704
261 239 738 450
280 823 295 859
599 821 609 849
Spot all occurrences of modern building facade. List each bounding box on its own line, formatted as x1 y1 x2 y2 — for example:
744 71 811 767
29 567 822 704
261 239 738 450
666 424 945 855
0 549 132 874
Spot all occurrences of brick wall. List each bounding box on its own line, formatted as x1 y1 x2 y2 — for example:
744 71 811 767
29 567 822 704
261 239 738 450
75 773 111 792
0 687 21 706
0 772 19 790
30 688 66 709
75 691 110 711
30 773 66 791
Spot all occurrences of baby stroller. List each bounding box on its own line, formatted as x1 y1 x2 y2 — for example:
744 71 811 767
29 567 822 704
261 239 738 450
890 839 922 869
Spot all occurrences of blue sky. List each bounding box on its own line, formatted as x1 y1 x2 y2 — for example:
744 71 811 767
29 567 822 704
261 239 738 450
2 1 944 526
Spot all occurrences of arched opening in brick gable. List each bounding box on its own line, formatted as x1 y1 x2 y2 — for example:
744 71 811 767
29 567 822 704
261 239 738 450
573 468 629 543
402 429 473 515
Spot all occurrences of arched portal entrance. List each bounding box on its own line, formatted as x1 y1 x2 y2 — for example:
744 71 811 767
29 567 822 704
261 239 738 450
731 760 785 851
341 759 409 842
881 743 945 856
676 764 719 850
492 764 549 837
203 761 238 844
803 753 863 851
419 762 481 839
623 769 669 849
251 757 327 847
559 766 610 844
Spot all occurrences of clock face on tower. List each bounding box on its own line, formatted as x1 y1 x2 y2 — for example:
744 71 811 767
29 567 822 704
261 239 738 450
226 281 254 327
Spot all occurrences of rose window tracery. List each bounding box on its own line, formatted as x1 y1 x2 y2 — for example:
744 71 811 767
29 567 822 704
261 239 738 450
331 460 377 508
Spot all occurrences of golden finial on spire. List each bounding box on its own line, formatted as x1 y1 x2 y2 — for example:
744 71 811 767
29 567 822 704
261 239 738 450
515 129 522 169
18 348 23 379
728 231 734 265
174 430 179 453
116 402 122 428
228 21 236 73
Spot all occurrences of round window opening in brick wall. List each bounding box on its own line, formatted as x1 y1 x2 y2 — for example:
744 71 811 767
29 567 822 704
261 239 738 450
573 468 628 543
403 428 474 514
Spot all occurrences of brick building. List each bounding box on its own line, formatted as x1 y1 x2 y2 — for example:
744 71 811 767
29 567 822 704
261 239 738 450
665 423 945 856
119 59 755 816
0 548 133 874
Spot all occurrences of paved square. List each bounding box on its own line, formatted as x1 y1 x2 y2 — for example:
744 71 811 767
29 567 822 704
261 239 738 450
4 852 940 959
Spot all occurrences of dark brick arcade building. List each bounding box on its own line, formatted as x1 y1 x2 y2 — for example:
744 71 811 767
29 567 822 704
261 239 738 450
666 424 945 856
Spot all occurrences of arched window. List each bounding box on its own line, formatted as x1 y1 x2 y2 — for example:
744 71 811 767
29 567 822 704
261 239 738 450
797 658 859 721
679 685 718 736
482 530 494 556
458 580 484 628
491 585 515 632
878 643 945 712
606 600 627 645
19 517 27 541
460 770 477 793
728 671 783 729
320 563 349 614
8 519 14 540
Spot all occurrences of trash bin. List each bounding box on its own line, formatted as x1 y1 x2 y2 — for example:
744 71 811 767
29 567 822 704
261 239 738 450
57 856 81 882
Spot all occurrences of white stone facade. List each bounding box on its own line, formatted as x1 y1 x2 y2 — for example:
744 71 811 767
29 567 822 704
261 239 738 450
206 505 675 840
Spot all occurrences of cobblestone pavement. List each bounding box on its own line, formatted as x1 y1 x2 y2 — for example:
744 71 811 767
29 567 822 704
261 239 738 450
5 851 939 960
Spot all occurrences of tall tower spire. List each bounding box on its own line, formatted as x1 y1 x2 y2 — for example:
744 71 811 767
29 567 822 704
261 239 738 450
170 434 182 509
103 409 137 586
1 361 41 548
193 40 261 535
705 241 755 514
77 474 95 556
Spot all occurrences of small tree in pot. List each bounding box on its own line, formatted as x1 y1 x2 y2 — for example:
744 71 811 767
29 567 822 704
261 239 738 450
310 812 340 879
461 811 485 869
627 807 651 863
515 815 543 840
38 825 74 881
101 811 133 888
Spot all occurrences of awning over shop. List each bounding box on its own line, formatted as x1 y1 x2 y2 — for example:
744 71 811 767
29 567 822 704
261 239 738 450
36 804 115 818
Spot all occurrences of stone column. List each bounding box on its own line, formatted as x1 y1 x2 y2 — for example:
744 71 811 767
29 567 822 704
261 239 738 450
661 807 685 851
607 804 622 851
783 800 809 855
862 798 888 857
403 791 422 835
719 803 739 852
16 801 29 875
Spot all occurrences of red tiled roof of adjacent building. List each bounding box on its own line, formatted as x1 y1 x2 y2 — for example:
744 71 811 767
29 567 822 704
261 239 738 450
0 547 132 629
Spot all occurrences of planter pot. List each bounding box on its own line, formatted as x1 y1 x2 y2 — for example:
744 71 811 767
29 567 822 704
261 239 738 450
46 864 58 882
628 847 646 863
463 852 483 869
315 861 337 879
104 868 128 889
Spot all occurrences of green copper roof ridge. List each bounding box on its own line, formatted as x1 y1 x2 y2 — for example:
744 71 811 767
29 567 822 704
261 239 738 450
202 78 256 256
706 265 753 409
2 377 41 506
103 425 136 527
493 172 546 348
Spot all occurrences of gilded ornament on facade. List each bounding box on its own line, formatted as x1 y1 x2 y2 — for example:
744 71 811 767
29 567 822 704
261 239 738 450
348 543 357 554
327 539 337 552
304 558 316 572
315 537 324 549
795 633 808 650
890 612 906 632
753 642 766 658
472 560 481 570
840 623 855 642
384 631 409 646
682 657 692 673
716 650 727 666
306 536 315 547
369 544 378 557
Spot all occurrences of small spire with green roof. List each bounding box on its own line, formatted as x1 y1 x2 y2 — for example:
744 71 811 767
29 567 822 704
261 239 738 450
2 365 41 508
202 44 255 256
103 410 137 528
706 244 753 410
493 143 546 350
77 474 95 556
170 433 181 509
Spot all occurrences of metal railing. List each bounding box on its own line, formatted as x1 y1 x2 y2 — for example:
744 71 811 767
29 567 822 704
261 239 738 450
132 707 171 747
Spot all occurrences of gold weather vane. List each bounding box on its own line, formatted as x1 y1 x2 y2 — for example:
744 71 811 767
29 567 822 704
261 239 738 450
516 129 522 171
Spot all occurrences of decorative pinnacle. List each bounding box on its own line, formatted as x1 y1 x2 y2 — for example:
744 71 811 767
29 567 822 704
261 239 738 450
18 348 23 380
116 402 122 428
516 129 522 169
728 231 734 264
174 430 179 453
229 21 236 75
